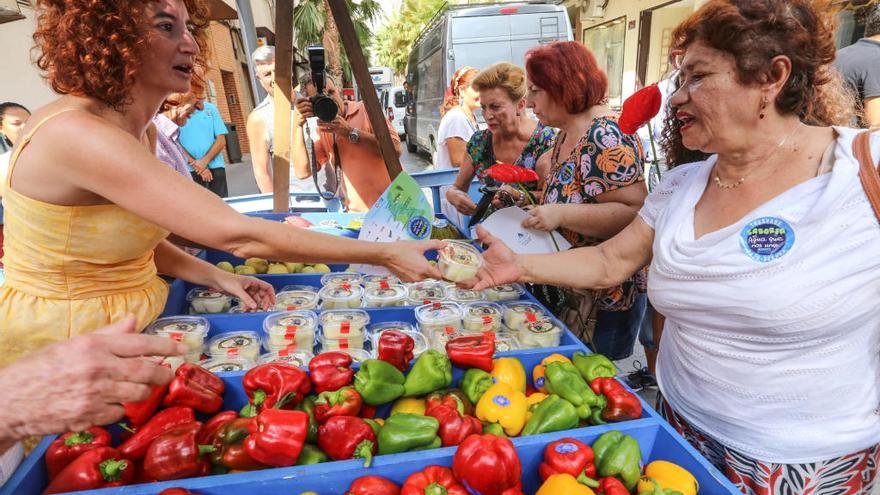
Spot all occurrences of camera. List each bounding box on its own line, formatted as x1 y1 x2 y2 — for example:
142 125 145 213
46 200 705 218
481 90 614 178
307 45 338 122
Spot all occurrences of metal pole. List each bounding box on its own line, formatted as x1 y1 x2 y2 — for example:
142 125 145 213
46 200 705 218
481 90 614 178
235 0 267 103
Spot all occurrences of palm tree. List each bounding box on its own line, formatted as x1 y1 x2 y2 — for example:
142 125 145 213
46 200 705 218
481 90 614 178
375 0 446 76
293 0 381 84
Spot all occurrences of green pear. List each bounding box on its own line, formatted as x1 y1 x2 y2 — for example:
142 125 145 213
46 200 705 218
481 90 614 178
267 263 289 274
285 262 304 273
245 257 269 274
235 265 257 275
216 261 235 273
313 263 331 273
300 266 316 273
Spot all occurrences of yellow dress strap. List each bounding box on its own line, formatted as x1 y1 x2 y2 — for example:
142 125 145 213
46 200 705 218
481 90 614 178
7 108 81 189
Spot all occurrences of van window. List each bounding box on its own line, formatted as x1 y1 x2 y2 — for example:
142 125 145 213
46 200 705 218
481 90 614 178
394 91 407 108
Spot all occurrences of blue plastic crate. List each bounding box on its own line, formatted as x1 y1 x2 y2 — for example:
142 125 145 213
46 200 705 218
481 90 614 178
2 345 742 495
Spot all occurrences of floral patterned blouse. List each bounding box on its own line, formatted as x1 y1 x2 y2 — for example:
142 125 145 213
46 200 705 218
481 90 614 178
542 115 646 311
467 123 558 188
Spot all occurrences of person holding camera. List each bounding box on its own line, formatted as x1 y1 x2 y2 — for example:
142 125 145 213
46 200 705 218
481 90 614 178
292 71 399 212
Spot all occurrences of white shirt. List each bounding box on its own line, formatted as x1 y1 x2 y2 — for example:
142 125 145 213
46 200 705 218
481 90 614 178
641 127 880 463
436 107 477 226
252 95 317 194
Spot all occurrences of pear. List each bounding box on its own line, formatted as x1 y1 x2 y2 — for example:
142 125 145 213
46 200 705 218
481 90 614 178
285 262 305 273
245 257 269 274
267 263 289 274
235 265 257 275
301 266 317 273
216 261 235 273
313 263 331 273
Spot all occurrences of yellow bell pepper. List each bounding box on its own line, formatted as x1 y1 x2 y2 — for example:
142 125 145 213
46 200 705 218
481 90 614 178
532 354 572 393
389 397 426 416
636 461 699 495
536 474 596 495
491 357 526 393
525 392 549 421
373 418 385 426
476 382 527 436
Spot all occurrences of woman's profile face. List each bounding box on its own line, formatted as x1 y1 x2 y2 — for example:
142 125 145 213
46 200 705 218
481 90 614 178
139 0 201 97
1 107 30 146
526 83 564 127
460 80 480 110
480 87 520 132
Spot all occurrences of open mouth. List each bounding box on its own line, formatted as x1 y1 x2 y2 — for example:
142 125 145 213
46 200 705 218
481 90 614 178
676 113 696 129
173 64 193 75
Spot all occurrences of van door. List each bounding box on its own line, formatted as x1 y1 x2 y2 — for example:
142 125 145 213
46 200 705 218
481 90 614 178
449 15 512 71
509 12 568 65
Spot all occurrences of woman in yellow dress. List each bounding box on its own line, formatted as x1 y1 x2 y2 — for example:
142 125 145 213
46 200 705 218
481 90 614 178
0 0 441 368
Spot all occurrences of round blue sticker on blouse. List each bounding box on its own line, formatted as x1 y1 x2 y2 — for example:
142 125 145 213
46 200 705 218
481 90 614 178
739 217 795 262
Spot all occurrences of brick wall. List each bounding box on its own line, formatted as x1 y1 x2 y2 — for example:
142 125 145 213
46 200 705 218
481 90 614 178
204 22 253 161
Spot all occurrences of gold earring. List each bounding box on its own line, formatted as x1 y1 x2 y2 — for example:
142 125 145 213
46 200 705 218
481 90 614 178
759 95 768 119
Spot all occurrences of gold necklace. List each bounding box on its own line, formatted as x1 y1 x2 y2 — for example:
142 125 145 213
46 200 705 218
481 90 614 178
713 122 803 189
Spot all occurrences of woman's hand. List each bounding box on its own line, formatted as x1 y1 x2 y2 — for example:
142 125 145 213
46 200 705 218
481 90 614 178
465 226 523 290
491 185 525 210
446 188 478 216
522 204 564 232
384 240 445 282
211 271 276 310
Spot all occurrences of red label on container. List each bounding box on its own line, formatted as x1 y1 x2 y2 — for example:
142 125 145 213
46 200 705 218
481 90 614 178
340 340 349 349
227 348 239 358
285 325 298 339
287 305 296 311
482 316 493 324
169 332 184 342
526 312 538 323
341 283 352 290
279 348 290 357
445 326 455 335
341 321 351 334
379 280 390 290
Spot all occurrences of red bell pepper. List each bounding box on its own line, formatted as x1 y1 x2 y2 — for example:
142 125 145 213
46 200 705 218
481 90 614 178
402 465 468 495
589 377 643 422
538 438 597 483
162 363 225 414
243 408 309 467
44 447 134 494
124 382 169 426
309 352 355 393
361 404 378 419
317 416 377 467
209 417 266 471
425 404 482 447
119 406 196 461
45 427 112 480
242 363 312 417
197 410 238 445
425 389 473 416
597 476 630 495
159 489 198 495
347 475 401 495
452 434 523 495
142 422 212 481
314 386 362 423
445 332 495 372
377 330 415 372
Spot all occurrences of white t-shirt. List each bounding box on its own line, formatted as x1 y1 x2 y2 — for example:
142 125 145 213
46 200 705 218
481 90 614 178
640 127 880 463
436 107 477 225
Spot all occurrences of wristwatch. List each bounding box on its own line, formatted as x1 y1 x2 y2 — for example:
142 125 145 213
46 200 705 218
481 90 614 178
348 127 360 144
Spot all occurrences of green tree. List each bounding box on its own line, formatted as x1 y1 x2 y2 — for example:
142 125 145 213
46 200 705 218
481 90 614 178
293 0 381 85
375 0 447 75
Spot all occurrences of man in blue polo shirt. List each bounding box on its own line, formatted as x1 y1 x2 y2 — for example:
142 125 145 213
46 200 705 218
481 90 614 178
179 100 229 197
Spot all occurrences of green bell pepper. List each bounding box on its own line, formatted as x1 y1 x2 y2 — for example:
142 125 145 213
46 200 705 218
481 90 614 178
593 430 642 491
462 368 493 404
377 413 441 455
588 395 608 426
295 443 330 465
481 423 507 437
295 396 319 443
354 359 406 406
521 394 579 436
403 350 453 397
544 361 602 420
572 352 617 383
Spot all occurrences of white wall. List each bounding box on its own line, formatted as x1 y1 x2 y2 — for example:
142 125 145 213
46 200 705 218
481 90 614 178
0 7 58 110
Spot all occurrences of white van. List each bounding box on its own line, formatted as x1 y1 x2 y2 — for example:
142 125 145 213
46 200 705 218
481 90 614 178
387 86 407 136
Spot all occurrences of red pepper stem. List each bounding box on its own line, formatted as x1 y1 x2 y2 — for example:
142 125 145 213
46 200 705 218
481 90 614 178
517 183 560 252
198 445 217 456
252 389 268 408
425 483 449 495
577 471 600 488
647 127 662 186
64 431 95 446
354 440 375 468
99 459 128 482
273 392 298 409
118 423 136 434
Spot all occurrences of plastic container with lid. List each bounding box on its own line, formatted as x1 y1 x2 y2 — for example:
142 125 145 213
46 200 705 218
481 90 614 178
363 284 408 307
407 283 447 306
362 274 401 288
370 325 429 358
483 284 526 302
257 349 314 367
272 286 320 312
438 240 483 283
199 357 256 374
518 318 563 348
317 348 372 364
319 284 364 309
493 333 522 353
318 333 367 352
462 302 503 333
503 302 548 332
187 288 233 314
415 302 463 334
429 326 478 352
262 310 318 352
145 316 209 353
447 287 485 304
207 331 262 362
320 310 370 339
321 272 364 288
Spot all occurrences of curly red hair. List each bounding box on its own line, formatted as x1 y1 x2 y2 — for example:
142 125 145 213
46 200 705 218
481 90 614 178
525 42 608 114
33 0 210 110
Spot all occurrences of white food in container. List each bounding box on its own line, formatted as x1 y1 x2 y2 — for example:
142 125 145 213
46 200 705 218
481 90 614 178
320 310 369 339
362 274 401 288
483 284 526 302
518 319 563 348
503 302 547 332
199 357 255 373
415 302 462 334
146 316 209 353
447 287 485 303
437 241 482 282
258 349 314 367
187 289 232 314
272 286 320 311
407 283 447 306
363 284 409 307
321 272 364 287
262 310 318 351
207 331 262 362
319 284 364 309
462 302 503 332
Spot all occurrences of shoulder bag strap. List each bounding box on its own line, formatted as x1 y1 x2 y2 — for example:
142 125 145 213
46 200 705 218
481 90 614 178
854 128 880 223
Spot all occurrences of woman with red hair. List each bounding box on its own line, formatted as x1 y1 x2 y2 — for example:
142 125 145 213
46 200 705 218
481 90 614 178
521 41 648 361
0 0 441 368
